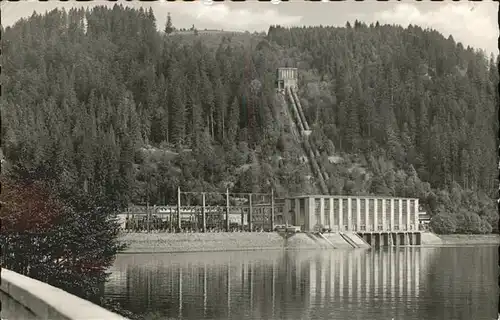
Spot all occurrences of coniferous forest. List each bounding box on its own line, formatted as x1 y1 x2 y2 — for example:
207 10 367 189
2 5 498 236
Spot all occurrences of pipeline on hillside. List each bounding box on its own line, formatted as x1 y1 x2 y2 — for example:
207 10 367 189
285 87 306 133
291 89 310 131
277 93 301 142
289 88 331 181
283 87 329 194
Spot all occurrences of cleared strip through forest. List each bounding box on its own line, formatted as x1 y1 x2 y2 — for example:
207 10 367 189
283 87 329 194
290 88 330 181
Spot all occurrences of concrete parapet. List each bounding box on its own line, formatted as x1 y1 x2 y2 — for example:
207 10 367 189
1 269 128 320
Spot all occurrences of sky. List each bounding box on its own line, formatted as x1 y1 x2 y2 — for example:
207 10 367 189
1 0 498 56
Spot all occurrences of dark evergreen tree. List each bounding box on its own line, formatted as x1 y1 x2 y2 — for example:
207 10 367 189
164 12 174 34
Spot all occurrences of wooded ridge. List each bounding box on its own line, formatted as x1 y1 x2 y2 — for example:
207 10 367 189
1 6 497 234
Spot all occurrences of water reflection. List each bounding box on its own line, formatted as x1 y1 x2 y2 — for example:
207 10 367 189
106 247 497 320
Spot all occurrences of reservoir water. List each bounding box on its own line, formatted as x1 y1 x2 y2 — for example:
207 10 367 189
105 246 498 320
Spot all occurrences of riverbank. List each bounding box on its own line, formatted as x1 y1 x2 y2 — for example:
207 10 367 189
118 232 499 254
118 232 359 253
119 232 286 253
436 234 500 245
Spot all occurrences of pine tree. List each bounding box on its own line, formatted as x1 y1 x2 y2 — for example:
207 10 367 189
226 98 240 144
214 79 227 142
344 104 361 151
171 86 186 148
164 12 174 34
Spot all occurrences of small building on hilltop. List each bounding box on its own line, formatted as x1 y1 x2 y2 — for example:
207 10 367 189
276 67 298 92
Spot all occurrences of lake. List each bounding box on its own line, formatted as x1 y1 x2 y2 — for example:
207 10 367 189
105 246 498 320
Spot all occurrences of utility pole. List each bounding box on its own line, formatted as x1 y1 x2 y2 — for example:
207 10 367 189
271 189 275 231
202 193 206 233
177 187 181 231
226 189 230 232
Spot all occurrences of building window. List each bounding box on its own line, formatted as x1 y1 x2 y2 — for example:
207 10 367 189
394 199 400 228
324 199 330 226
333 199 339 226
409 200 415 221
352 198 357 227
368 199 375 231
315 198 321 226
360 199 366 231
360 199 366 217
342 199 348 226
402 200 408 226
385 199 391 230
377 199 383 230
299 199 305 216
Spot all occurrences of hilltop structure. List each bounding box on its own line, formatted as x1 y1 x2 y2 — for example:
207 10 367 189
276 67 298 93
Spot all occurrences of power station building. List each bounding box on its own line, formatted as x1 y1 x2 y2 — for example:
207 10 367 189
281 195 420 233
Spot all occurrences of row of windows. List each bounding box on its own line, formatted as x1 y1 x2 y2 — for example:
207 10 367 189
313 198 417 213
277 68 298 80
312 198 417 227
289 198 417 225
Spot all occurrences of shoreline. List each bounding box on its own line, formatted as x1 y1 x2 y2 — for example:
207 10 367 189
118 246 286 254
118 232 287 254
434 234 499 246
118 232 499 254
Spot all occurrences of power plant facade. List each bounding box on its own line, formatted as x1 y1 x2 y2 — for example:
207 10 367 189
282 195 420 233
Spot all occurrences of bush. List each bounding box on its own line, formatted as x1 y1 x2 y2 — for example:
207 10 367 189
429 214 457 234
324 139 335 155
0 175 126 302
479 219 493 234
455 210 483 234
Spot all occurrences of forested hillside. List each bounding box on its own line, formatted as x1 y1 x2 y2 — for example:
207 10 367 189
1 6 498 233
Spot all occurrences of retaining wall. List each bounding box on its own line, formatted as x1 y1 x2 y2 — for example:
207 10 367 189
119 232 370 253
343 232 371 248
323 233 357 249
0 269 128 320
120 232 286 253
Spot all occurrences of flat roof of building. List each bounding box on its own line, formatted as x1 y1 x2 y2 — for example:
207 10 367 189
282 195 419 200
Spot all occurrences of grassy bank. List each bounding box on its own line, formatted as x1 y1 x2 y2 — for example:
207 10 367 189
118 232 499 254
436 234 500 245
118 232 361 253
118 232 287 253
